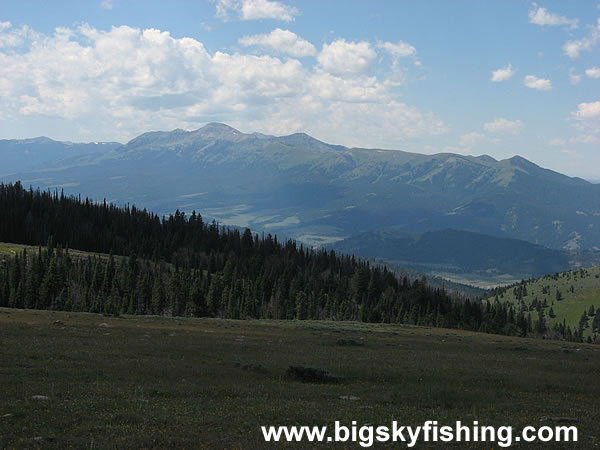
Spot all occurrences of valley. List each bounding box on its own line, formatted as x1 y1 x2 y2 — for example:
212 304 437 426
3 124 600 286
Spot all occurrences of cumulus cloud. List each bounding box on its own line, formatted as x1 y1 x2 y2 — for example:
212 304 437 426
459 132 486 147
523 75 552 90
569 68 582 85
211 51 306 99
309 71 387 103
0 22 446 145
100 0 113 10
377 40 417 58
571 101 600 136
484 118 524 135
239 28 316 57
563 18 600 59
311 100 448 149
317 39 376 76
490 64 515 82
216 0 299 22
572 101 600 119
528 4 578 29
570 134 599 144
0 22 39 49
375 40 420 86
550 135 598 145
586 67 600 78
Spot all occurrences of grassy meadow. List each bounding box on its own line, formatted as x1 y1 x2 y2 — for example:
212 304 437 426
1 308 599 448
0 242 112 261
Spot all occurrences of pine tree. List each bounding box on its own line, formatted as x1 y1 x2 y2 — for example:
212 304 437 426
151 276 164 315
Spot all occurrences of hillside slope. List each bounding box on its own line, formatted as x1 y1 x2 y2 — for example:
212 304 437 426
330 228 573 284
486 267 600 338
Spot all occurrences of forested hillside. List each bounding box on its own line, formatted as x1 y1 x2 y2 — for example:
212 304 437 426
331 228 572 281
486 267 600 341
0 182 586 341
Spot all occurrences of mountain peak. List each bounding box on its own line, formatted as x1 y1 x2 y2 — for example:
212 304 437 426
196 123 243 137
277 132 346 152
476 154 497 163
186 123 254 143
20 136 57 145
508 155 530 164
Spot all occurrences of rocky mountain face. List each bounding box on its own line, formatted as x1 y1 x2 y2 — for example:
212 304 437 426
2 123 600 252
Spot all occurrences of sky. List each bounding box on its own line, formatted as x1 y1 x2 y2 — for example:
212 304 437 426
0 0 599 178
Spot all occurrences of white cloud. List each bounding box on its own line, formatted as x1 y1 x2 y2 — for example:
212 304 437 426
484 118 524 135
563 18 600 59
551 135 599 145
0 22 446 145
100 0 113 10
570 134 599 144
528 4 578 29
215 0 237 19
586 67 600 78
317 39 376 76
490 64 515 82
216 0 299 22
375 40 420 87
377 40 417 58
459 132 486 147
571 101 600 136
211 52 306 99
311 101 448 149
239 28 316 57
572 101 600 119
523 74 552 90
241 0 299 21
0 22 38 48
569 68 582 85
309 71 387 103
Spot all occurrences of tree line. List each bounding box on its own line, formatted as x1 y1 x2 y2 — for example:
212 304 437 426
0 181 585 341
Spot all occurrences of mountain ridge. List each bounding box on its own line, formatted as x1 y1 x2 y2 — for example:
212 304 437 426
2 123 599 253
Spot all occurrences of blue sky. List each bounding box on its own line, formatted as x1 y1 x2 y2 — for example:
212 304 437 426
1 0 599 177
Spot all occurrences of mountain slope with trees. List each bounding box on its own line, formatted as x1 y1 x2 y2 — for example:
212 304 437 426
330 228 573 282
0 181 586 341
486 267 600 341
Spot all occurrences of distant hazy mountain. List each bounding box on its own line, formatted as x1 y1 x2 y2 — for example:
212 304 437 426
2 123 600 253
330 228 572 281
0 137 121 177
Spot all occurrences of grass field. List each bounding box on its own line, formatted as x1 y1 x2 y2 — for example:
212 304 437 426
0 242 112 259
1 308 598 448
489 267 600 337
0 242 33 256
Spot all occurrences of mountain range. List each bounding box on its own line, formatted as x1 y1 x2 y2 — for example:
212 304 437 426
2 123 600 279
